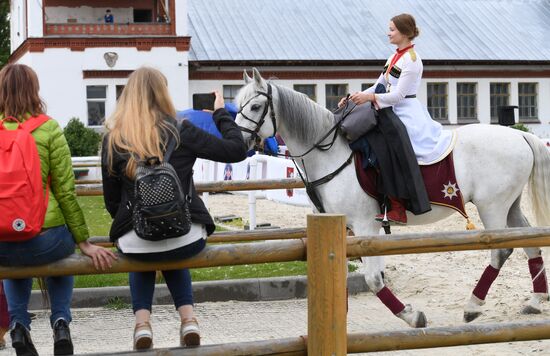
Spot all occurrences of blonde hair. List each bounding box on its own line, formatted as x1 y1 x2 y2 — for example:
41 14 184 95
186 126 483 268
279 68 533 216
105 67 178 178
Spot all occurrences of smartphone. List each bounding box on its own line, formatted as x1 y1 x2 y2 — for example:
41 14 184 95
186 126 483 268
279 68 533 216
192 93 216 111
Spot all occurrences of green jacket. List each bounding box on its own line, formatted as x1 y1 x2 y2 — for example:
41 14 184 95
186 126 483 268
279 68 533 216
3 116 89 243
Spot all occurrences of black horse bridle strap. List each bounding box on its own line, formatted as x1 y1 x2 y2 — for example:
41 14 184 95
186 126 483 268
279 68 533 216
238 84 277 139
294 151 354 213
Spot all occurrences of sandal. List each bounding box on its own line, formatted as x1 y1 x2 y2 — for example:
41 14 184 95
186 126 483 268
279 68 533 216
180 317 200 347
133 321 153 350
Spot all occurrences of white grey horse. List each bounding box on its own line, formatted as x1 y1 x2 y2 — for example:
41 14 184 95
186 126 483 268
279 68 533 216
236 68 550 327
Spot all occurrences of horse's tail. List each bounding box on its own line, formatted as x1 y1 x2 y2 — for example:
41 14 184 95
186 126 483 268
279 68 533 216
522 132 550 226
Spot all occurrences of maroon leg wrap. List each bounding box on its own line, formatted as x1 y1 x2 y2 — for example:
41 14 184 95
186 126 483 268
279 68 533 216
472 265 500 300
528 257 548 294
376 286 405 315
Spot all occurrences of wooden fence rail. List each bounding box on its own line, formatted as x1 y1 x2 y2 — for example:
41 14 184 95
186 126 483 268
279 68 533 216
346 226 550 256
87 228 307 246
0 239 306 279
4 226 550 280
95 319 550 355
75 178 306 196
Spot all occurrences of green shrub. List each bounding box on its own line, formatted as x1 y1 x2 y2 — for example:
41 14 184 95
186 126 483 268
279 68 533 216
510 123 530 133
63 118 101 156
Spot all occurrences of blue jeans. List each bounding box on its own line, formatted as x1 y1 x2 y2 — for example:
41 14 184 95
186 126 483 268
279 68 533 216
124 238 206 313
0 226 75 329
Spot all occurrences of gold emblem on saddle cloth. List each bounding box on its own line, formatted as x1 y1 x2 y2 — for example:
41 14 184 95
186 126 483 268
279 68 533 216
441 181 459 200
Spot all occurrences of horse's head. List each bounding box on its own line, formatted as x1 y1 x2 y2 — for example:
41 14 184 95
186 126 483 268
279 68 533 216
235 68 277 150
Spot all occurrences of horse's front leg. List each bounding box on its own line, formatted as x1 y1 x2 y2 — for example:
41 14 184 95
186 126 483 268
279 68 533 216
360 255 427 328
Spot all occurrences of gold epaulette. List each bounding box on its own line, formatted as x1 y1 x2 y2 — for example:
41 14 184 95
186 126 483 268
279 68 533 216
408 48 417 62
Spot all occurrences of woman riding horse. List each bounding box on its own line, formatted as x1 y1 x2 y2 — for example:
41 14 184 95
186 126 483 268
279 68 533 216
340 13 453 225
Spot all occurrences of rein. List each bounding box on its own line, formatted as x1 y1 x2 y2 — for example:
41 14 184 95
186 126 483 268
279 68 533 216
238 87 357 213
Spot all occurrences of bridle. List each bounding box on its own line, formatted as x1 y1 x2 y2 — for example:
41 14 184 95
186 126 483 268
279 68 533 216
237 83 277 144
238 84 352 159
237 85 357 214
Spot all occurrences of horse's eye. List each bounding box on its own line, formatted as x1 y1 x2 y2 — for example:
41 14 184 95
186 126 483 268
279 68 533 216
251 104 262 111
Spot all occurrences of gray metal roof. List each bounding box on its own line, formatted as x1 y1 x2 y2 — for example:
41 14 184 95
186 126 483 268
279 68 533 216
188 0 550 62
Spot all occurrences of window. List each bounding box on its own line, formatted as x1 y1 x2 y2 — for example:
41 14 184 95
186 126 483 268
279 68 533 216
294 84 316 101
361 83 376 92
457 83 477 123
518 83 538 122
427 83 448 122
325 84 347 109
223 85 243 104
86 86 106 126
134 9 153 22
490 82 510 123
116 85 125 101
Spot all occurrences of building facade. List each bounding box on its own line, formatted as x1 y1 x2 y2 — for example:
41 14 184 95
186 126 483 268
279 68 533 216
9 0 189 128
9 0 550 137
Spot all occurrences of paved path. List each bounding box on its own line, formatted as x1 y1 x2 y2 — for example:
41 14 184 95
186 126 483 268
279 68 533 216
1 292 550 355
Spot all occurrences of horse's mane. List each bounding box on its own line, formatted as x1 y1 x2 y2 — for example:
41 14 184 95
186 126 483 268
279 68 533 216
273 84 335 142
236 81 335 143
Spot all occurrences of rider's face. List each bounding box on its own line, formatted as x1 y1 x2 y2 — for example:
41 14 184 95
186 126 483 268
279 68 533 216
387 21 407 46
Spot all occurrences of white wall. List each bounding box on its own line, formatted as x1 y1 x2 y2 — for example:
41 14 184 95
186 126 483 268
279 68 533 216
10 0 26 51
45 6 134 24
27 0 43 37
175 0 187 36
22 47 189 127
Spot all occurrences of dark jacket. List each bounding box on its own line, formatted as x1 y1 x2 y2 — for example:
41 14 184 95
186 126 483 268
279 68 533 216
364 107 431 215
101 108 247 241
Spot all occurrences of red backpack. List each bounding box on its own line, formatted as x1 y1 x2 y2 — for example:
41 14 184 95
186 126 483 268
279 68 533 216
0 115 50 241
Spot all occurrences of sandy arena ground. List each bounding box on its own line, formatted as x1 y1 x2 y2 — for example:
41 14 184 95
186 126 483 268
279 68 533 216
205 190 550 355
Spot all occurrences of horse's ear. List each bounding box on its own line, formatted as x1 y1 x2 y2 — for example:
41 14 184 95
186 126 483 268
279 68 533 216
252 67 265 87
243 70 252 84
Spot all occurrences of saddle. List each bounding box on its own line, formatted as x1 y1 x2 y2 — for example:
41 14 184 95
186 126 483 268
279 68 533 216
354 150 468 218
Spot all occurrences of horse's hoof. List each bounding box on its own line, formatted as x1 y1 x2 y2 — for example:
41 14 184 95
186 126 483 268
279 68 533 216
414 311 427 328
521 305 542 314
463 311 482 323
397 304 428 328
521 293 547 315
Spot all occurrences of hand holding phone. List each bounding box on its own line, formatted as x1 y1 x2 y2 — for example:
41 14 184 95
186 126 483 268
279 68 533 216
193 93 216 111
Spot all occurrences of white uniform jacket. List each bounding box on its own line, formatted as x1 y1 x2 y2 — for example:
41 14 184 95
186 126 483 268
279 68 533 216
363 47 454 165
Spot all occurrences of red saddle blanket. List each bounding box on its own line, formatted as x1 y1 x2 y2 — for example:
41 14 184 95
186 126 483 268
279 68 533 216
354 151 467 217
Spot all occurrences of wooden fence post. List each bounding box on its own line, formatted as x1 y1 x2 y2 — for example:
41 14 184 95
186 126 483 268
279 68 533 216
307 214 347 355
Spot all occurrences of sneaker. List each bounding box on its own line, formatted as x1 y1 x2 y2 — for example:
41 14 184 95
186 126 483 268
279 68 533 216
10 322 38 356
180 318 200 347
53 319 74 355
133 321 153 350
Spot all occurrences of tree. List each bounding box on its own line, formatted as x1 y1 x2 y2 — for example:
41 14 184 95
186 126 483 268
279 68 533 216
63 118 101 157
0 1 9 68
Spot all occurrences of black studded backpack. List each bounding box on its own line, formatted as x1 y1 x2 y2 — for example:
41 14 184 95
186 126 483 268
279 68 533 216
132 121 193 241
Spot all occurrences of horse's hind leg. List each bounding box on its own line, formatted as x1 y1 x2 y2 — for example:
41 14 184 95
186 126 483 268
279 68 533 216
464 205 513 322
522 247 549 314
361 256 427 328
464 248 513 322
504 196 549 313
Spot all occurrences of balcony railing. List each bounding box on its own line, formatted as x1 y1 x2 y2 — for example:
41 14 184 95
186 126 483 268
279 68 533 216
45 23 174 36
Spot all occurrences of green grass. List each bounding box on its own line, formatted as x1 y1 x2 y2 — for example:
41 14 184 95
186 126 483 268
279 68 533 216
79 196 112 237
105 296 131 310
62 197 356 289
